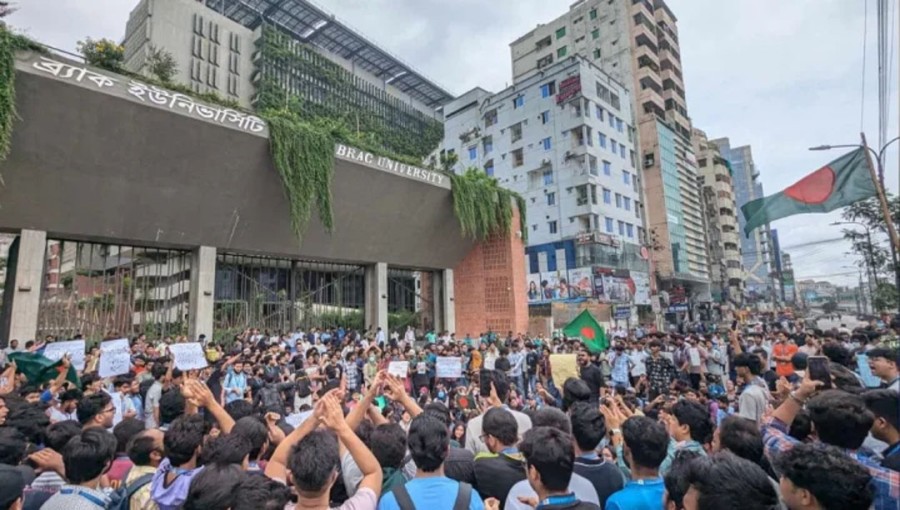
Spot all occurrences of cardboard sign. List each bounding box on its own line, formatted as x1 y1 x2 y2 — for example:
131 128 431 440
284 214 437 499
549 354 578 387
169 342 208 370
98 338 131 378
43 340 86 371
387 361 409 378
436 357 462 379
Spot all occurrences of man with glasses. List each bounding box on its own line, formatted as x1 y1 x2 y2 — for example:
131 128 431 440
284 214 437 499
76 393 115 430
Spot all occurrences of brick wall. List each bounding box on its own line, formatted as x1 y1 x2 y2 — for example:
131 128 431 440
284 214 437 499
453 206 528 336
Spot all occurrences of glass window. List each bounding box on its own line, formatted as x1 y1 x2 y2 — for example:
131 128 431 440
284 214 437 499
620 144 626 158
549 221 558 234
590 8 597 20
592 29 600 40
615 193 622 208
557 46 567 58
611 140 618 153
543 169 554 185
616 118 624 133
556 27 566 39
598 133 606 148
593 48 601 59
609 115 615 128
542 137 552 150
624 197 631 210
541 110 550 124
603 188 611 204
468 146 477 160
623 171 631 185
605 217 614 232
618 221 625 236
547 192 556 206
626 223 634 238
513 95 524 108
540 81 556 97
603 160 611 175
485 162 494 177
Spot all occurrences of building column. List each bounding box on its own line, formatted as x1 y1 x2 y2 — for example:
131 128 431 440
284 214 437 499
0 230 46 344
432 270 444 333
188 246 216 342
442 269 455 334
364 262 387 334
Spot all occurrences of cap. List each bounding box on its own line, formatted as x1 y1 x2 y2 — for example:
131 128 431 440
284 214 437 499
0 465 24 509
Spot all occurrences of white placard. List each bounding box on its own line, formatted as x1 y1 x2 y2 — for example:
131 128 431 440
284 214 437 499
99 338 131 378
387 361 409 378
169 342 208 370
285 410 314 429
436 357 462 379
43 340 86 371
689 347 701 367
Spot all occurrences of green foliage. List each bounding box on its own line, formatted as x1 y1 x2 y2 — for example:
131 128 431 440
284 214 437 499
261 109 334 239
77 37 124 72
873 281 899 312
449 168 526 242
256 25 442 161
317 310 364 330
143 44 177 84
389 309 420 333
0 25 43 166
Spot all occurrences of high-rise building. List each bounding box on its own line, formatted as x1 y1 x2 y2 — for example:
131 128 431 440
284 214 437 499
122 0 450 159
692 128 743 304
709 138 774 301
510 0 710 319
441 56 652 314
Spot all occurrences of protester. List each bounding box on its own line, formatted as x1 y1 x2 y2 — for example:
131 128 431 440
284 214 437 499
774 444 874 510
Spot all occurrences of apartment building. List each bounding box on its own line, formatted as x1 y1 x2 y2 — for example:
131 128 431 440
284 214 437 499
442 57 652 313
709 138 774 301
693 128 743 304
509 0 710 316
122 0 450 157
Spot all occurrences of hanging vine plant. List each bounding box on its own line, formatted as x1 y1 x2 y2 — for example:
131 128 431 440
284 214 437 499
449 168 527 242
260 109 335 239
0 25 44 166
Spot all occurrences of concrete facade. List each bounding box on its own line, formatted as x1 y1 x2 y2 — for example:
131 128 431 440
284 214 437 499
0 230 47 344
509 0 709 312
188 246 216 340
692 129 743 304
709 138 773 300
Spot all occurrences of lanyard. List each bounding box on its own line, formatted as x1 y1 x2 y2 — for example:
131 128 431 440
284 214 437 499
537 493 577 510
885 442 900 458
59 488 106 508
578 452 600 460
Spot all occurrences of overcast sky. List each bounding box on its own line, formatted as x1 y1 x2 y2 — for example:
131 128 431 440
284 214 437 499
8 0 899 287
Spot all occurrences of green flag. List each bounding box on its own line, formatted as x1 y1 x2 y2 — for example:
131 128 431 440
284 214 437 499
741 148 875 236
8 351 80 388
563 310 608 353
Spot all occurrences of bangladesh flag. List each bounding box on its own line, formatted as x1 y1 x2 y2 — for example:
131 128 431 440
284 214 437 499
563 309 608 353
8 351 80 388
741 148 875 236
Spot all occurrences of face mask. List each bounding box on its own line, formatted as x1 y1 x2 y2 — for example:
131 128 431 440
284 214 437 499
438 391 446 399
369 356 376 363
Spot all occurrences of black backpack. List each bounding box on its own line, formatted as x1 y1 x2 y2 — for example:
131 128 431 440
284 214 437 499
389 481 472 510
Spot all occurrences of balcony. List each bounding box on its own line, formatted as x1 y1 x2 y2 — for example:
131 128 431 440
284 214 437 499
721 231 740 246
575 240 651 273
635 32 658 54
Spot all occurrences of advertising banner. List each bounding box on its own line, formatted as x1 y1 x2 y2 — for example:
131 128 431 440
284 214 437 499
631 271 652 305
567 267 594 298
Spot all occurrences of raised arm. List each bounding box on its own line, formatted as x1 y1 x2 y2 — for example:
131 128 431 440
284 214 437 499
320 392 383 497
0 361 16 395
346 371 382 431
264 404 320 482
383 373 422 417
184 378 235 434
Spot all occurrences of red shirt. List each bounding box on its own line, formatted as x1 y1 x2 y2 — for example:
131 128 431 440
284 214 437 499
772 343 798 377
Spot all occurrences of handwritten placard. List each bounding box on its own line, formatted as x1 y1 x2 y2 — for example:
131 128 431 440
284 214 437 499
169 342 208 370
43 340 86 371
436 357 462 379
387 361 409 378
98 338 131 378
549 354 578 387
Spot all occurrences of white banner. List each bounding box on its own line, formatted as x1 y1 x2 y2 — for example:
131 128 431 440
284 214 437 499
98 338 131 378
43 340 86 371
387 361 409 378
435 357 462 379
169 342 208 370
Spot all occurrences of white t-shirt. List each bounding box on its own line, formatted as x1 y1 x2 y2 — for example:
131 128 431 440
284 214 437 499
628 350 648 377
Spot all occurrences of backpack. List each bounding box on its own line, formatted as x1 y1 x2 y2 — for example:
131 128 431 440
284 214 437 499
389 481 472 510
106 472 154 510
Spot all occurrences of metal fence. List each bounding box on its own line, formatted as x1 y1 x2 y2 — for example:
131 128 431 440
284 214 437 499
214 253 365 339
37 240 192 341
387 268 435 334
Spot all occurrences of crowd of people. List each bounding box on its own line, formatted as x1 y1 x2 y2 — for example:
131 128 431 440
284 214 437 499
0 313 898 510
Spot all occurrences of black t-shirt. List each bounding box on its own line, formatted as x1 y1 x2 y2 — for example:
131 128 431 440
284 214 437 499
444 447 476 485
580 364 604 401
573 456 624 509
473 452 526 506
525 352 539 374
495 357 511 372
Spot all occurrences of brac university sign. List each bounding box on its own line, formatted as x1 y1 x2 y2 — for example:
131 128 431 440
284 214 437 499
334 144 449 189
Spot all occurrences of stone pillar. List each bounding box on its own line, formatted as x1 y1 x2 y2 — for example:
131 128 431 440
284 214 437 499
432 270 444 333
188 246 216 342
0 230 46 344
442 269 455 334
364 262 387 333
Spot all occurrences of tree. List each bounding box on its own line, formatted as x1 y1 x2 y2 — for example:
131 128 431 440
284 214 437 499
143 44 177 83
872 282 899 313
841 194 899 311
0 2 15 18
77 37 125 72
822 301 838 314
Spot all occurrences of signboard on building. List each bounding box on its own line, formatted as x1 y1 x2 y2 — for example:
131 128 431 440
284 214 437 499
631 271 652 305
567 267 593 298
613 305 631 320
556 75 582 104
335 144 448 188
575 230 620 247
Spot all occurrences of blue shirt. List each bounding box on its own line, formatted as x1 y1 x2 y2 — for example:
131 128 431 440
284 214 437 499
604 478 665 510
856 353 883 388
377 477 484 510
223 367 247 404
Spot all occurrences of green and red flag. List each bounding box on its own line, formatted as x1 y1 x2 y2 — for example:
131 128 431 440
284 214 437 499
562 309 608 353
8 351 80 387
741 148 876 236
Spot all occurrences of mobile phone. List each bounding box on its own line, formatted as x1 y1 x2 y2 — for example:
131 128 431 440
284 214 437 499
479 369 496 396
731 320 738 331
807 356 832 389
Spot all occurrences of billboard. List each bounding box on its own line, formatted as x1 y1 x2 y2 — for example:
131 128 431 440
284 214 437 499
630 271 652 305
567 267 593 299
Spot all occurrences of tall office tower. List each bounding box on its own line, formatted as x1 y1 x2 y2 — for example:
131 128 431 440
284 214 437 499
709 138 773 302
510 0 710 319
692 128 744 305
122 0 451 160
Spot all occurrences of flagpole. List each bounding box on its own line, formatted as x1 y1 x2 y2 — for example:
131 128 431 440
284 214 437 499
860 132 900 255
